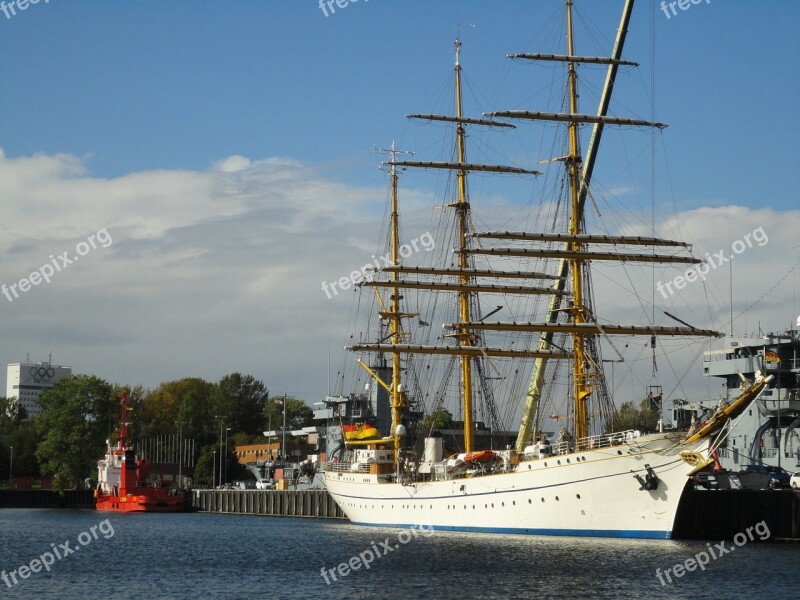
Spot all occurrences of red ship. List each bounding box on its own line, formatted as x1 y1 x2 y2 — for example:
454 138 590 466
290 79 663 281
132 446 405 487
95 393 184 512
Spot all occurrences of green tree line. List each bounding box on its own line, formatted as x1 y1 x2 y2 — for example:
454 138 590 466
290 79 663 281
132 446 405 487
0 373 313 489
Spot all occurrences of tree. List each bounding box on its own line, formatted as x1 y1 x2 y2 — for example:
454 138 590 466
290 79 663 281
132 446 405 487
608 399 660 433
193 443 248 488
0 396 28 433
193 445 216 487
1 397 40 481
263 396 313 433
5 426 41 478
135 378 215 446
422 409 453 432
35 375 116 489
211 373 269 436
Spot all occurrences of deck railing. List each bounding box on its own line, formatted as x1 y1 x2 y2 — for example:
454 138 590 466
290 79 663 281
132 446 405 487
321 462 370 473
551 430 638 455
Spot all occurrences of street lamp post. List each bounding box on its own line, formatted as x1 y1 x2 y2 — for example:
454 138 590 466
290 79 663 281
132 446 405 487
282 393 287 463
9 446 12 488
224 427 231 485
212 450 216 489
177 421 185 490
267 414 272 461
215 415 227 488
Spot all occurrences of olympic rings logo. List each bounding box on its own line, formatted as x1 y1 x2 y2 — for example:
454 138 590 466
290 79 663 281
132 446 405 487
29 366 56 382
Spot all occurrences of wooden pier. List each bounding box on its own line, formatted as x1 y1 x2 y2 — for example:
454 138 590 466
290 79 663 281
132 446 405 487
191 489 345 519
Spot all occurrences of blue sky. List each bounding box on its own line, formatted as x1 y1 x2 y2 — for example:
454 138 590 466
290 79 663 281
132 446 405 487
1 1 798 408
3 1 798 207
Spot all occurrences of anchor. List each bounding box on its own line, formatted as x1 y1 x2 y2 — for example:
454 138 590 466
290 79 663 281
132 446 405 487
633 464 660 491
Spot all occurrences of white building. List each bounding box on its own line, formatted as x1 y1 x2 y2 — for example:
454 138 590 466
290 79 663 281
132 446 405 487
6 361 72 418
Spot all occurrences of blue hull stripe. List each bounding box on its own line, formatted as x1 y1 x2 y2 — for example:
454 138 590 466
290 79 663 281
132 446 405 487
350 521 672 540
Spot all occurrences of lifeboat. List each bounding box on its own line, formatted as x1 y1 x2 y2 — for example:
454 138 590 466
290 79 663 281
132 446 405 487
463 450 496 463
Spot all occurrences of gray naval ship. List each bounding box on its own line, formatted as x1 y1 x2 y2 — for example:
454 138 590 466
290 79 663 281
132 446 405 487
699 317 800 474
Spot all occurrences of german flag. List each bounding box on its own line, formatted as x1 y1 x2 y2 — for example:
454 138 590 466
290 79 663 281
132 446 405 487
343 423 380 440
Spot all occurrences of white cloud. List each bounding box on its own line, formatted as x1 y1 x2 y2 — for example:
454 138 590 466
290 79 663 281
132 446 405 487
0 149 396 400
1 149 798 421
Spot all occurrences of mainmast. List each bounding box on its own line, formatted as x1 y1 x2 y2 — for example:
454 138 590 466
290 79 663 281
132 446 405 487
352 40 556 454
565 0 589 440
454 39 475 453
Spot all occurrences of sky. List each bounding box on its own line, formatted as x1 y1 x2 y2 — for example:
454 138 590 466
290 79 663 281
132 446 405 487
1 0 799 413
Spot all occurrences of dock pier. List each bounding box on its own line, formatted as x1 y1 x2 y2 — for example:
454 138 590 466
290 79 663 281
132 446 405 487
191 489 345 519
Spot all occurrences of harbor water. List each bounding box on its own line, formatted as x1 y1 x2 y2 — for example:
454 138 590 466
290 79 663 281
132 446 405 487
0 509 796 599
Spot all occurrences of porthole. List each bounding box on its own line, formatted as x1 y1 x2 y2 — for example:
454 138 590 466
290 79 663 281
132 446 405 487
541 498 545 503
576 494 581 500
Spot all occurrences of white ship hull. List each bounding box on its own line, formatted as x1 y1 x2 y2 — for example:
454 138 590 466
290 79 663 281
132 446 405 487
325 433 707 539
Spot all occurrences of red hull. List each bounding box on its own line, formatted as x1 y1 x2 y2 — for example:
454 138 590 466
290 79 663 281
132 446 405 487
96 394 186 513
96 492 184 512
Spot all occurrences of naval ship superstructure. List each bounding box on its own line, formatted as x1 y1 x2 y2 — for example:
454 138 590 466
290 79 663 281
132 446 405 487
702 318 800 471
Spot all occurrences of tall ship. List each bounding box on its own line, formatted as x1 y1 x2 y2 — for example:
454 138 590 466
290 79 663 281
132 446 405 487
702 318 800 472
95 393 184 512
323 0 773 538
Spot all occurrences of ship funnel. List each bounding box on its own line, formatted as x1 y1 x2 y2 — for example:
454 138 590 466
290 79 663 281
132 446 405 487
424 435 443 463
